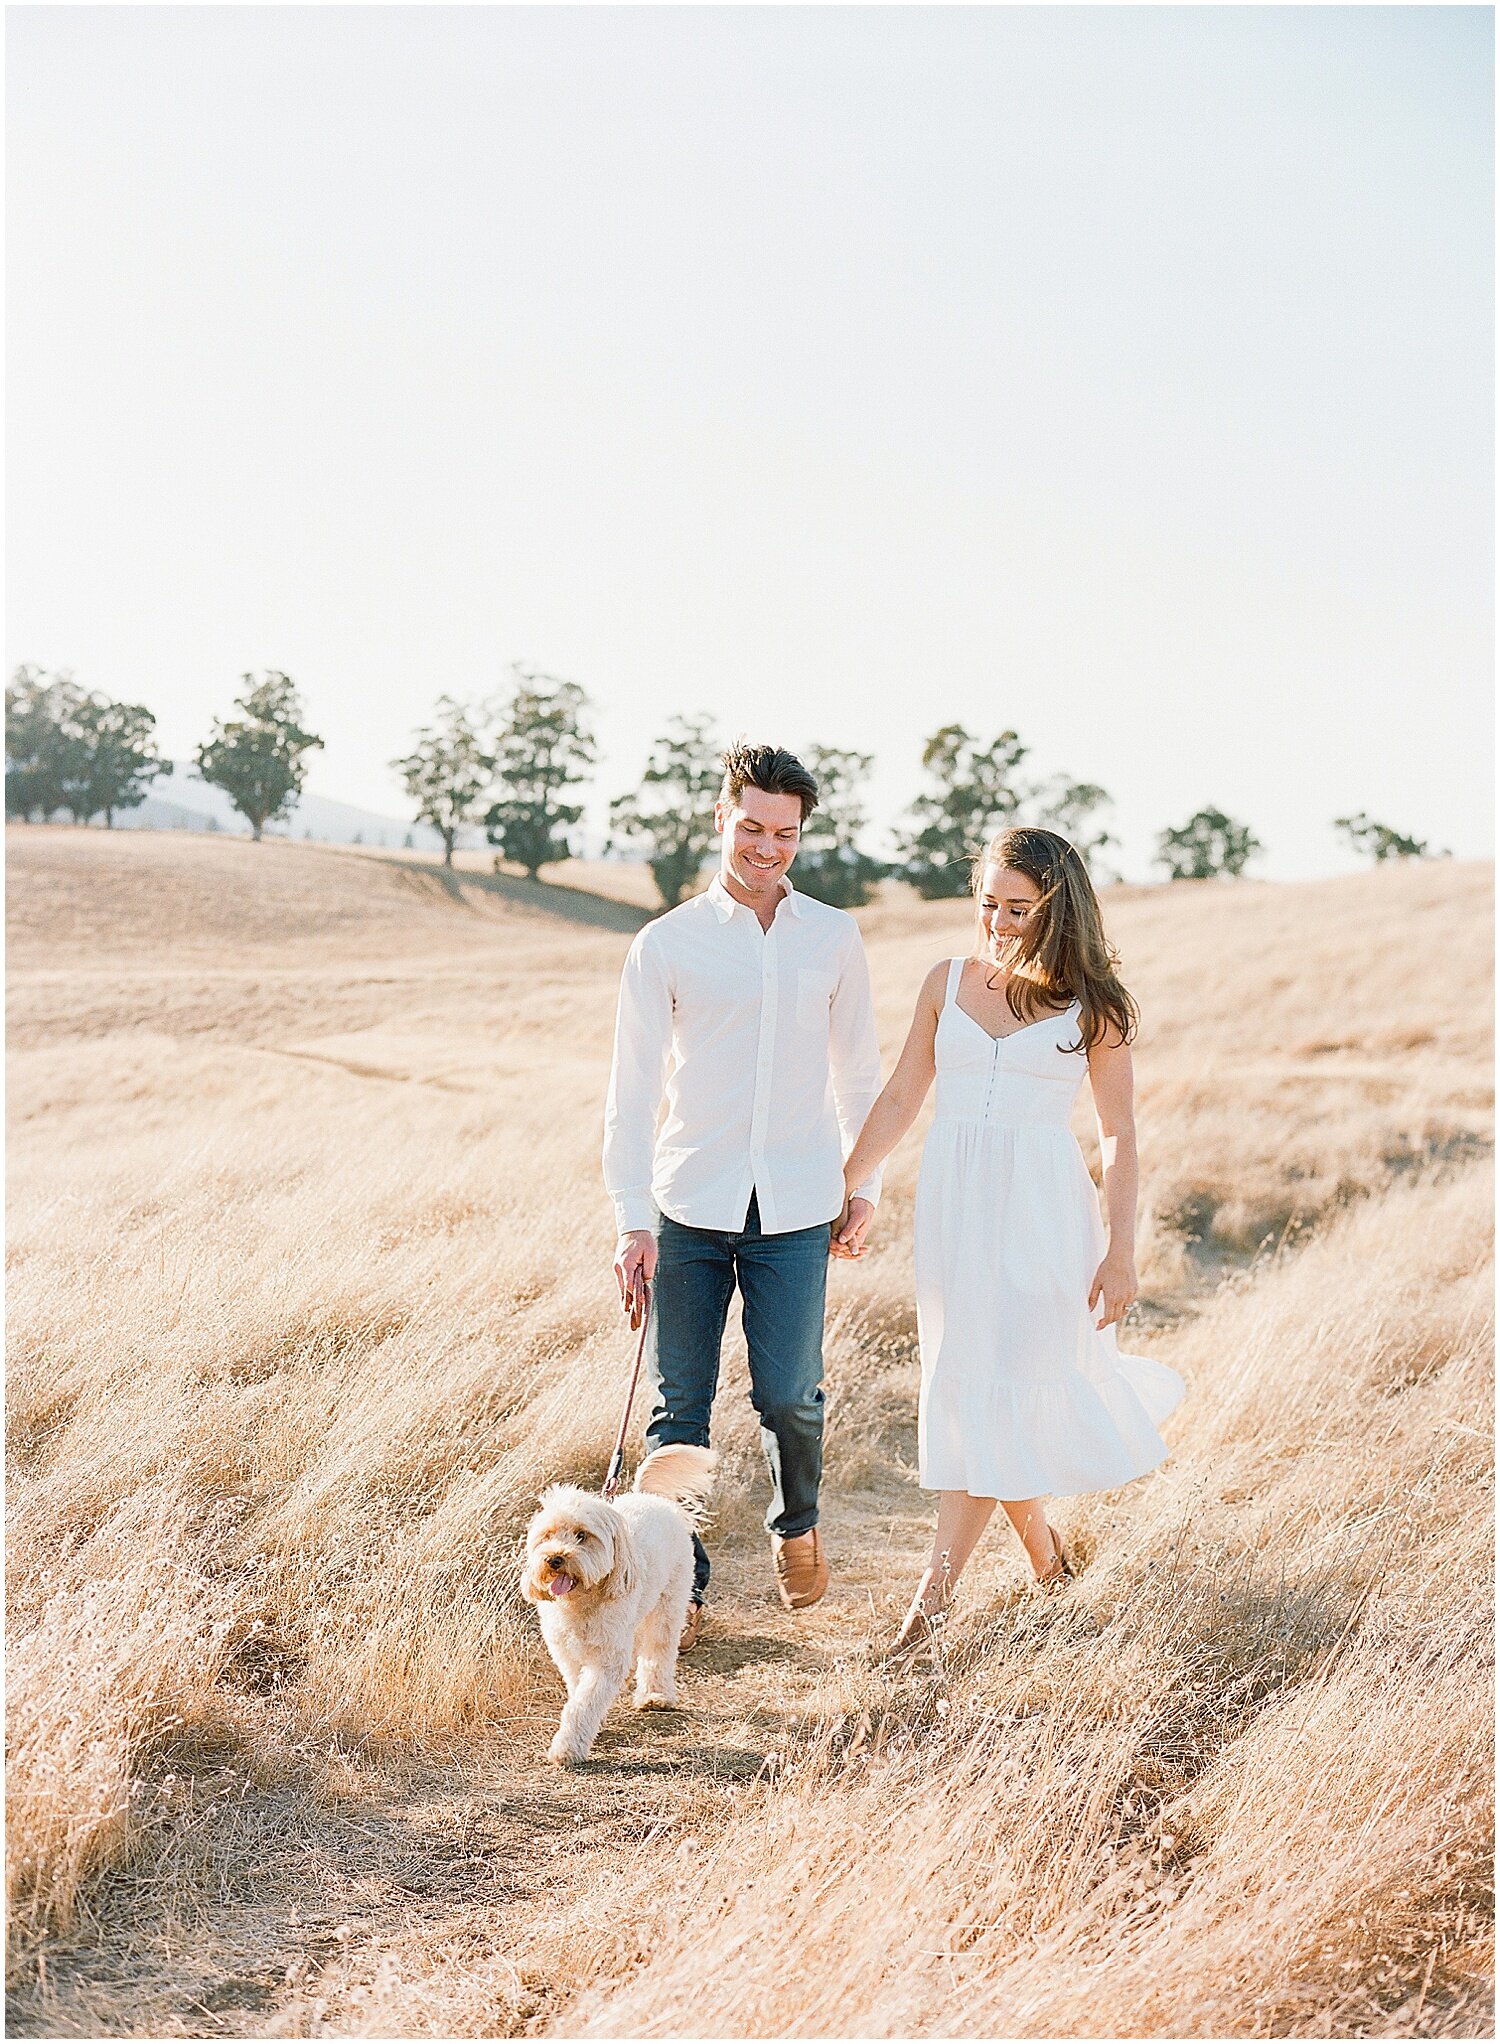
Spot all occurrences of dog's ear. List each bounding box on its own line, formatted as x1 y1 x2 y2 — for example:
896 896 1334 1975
517 1521 550 1606
603 1517 639 1601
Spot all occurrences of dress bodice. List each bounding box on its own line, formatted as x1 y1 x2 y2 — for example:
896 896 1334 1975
932 957 1086 1128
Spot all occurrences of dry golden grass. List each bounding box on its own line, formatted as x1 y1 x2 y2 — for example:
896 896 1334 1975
4 825 1493 2038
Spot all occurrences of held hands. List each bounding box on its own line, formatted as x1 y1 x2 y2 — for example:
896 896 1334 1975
1089 1245 1138 1330
613 1229 657 1329
830 1195 875 1260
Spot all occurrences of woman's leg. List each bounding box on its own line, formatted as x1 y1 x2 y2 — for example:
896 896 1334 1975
912 1490 1062 1605
999 1495 1064 1577
905 1491 998 1618
886 1492 1068 1650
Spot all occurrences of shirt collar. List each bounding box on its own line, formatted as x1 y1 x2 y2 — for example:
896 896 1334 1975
706 872 803 923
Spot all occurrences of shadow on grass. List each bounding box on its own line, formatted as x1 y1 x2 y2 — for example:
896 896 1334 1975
379 852 652 935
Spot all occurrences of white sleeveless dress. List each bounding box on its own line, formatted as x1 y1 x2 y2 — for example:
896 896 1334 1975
914 958 1185 1499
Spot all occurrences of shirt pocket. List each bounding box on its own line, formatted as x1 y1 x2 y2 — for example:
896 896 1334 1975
795 968 836 1030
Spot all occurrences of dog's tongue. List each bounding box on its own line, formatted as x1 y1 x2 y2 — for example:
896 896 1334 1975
548 1574 577 1599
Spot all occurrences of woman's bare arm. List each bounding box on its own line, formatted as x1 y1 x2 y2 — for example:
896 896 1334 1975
1085 1026 1140 1327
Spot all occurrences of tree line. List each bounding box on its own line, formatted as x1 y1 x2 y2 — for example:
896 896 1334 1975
6 667 323 842
384 674 1451 904
6 662 1449 905
391 681 1140 905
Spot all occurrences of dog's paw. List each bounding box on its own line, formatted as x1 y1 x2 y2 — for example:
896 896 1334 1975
633 1691 677 1712
548 1734 590 1767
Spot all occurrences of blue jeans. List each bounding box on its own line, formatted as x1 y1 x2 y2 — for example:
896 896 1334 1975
646 1192 830 1603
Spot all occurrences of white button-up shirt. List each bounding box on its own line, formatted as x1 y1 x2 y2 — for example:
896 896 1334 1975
603 872 884 1236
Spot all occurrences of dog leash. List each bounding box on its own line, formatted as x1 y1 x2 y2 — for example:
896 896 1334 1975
601 1278 652 1501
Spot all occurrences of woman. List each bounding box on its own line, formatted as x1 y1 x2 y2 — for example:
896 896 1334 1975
836 827 1185 1656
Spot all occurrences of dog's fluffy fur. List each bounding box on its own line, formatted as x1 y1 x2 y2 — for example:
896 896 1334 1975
520 1444 717 1766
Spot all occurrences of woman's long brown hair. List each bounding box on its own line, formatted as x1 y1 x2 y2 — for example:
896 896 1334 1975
969 826 1138 1052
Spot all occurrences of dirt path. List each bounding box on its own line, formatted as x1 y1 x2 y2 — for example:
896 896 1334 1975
6 1475 937 2040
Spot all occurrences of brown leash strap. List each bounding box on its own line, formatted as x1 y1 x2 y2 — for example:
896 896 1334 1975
601 1280 652 1500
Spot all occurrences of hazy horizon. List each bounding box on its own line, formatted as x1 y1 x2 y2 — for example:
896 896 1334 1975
7 5 1493 880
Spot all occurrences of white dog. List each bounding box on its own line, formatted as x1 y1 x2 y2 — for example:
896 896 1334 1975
520 1444 717 1766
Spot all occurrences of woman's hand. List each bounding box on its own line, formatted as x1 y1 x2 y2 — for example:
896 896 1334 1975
1088 1245 1138 1329
830 1196 875 1260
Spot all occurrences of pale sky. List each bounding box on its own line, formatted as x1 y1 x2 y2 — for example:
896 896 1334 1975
7 4 1493 879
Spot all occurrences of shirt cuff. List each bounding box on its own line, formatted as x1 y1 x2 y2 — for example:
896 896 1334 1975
611 1191 658 1236
848 1170 882 1210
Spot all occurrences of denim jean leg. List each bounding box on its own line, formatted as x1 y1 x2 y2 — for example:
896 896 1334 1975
735 1211 830 1540
645 1212 736 1601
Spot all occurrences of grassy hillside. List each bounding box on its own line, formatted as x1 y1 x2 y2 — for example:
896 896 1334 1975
6 826 1493 2037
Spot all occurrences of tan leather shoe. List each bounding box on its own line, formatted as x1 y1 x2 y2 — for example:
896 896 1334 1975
679 1600 705 1652
772 1529 829 1610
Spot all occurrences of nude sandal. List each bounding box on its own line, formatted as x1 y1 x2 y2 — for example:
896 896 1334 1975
1036 1525 1075 1591
874 1584 958 1664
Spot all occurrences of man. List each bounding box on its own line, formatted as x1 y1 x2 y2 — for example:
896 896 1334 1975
603 741 882 1645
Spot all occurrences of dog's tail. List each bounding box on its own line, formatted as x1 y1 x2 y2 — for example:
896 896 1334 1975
633 1443 717 1521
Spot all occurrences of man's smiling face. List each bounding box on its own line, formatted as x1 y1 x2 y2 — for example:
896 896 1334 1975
715 784 804 902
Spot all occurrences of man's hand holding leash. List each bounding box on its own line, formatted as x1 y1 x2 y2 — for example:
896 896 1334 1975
614 1229 657 1329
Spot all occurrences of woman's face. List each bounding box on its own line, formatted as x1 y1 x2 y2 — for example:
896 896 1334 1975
978 863 1042 960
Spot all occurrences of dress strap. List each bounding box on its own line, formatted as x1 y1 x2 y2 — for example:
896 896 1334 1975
944 956 965 1008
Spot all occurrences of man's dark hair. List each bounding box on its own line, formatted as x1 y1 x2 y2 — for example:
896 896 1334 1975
718 741 820 822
